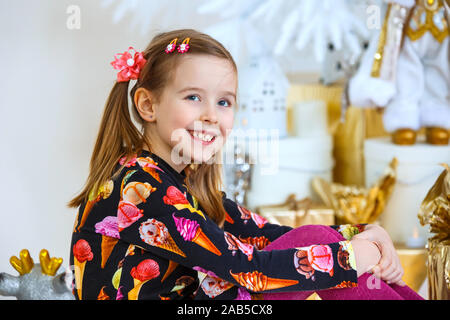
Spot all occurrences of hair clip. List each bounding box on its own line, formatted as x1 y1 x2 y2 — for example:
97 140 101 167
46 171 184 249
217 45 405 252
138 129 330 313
177 38 190 53
111 47 147 83
165 38 178 54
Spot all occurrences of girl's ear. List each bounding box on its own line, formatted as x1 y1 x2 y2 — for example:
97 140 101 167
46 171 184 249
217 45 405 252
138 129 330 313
134 88 156 122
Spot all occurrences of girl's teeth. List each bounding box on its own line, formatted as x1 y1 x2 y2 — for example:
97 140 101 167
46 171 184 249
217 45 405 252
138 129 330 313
192 131 213 142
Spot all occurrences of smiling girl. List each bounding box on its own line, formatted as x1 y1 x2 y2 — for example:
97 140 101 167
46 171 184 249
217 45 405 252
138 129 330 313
68 29 421 300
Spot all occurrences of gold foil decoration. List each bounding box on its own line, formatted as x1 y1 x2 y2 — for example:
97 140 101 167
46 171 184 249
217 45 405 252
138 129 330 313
418 164 450 299
427 238 450 299
312 158 398 225
418 164 450 241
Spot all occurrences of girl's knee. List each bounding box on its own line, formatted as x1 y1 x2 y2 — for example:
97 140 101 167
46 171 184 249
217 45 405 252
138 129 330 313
265 225 344 251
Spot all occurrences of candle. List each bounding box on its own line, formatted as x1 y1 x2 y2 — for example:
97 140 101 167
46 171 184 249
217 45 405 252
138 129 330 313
292 100 328 138
406 227 425 248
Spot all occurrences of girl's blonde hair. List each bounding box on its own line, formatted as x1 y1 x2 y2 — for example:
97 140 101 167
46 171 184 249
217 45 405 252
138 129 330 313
68 29 238 225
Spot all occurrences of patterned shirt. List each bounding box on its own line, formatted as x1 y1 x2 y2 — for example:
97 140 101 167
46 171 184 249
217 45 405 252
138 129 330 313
70 150 364 300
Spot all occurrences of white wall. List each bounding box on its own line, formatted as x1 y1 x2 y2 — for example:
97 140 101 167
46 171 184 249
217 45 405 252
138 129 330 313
0 0 320 299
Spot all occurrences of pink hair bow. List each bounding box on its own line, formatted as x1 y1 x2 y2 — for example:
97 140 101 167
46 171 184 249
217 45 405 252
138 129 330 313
111 47 147 83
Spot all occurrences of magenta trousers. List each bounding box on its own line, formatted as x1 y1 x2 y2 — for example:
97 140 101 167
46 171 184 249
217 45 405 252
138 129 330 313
262 225 424 300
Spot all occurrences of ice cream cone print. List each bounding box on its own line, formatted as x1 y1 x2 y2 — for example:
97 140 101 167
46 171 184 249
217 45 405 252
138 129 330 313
173 214 221 256
119 154 137 167
100 236 118 269
139 218 186 257
237 206 268 228
76 180 114 232
73 239 93 300
97 286 110 300
161 260 178 282
117 200 144 231
250 212 268 228
224 232 253 260
128 259 160 300
122 181 156 205
224 211 234 224
120 170 138 198
307 245 334 276
137 157 164 183
76 195 100 232
163 186 206 220
192 228 222 256
95 216 120 268
230 271 298 292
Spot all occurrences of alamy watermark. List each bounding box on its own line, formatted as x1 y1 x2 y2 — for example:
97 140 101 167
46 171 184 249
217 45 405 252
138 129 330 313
66 5 81 30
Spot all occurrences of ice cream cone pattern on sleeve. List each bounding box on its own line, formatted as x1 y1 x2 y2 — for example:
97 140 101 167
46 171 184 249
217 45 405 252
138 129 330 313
172 214 222 256
73 239 93 299
306 245 334 276
95 216 120 268
163 186 206 220
76 180 114 232
122 181 156 205
117 201 144 231
237 205 268 228
139 218 186 257
128 259 160 300
230 271 298 292
137 157 164 183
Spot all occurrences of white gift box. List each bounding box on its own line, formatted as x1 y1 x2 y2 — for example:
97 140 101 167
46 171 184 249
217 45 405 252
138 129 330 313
245 135 334 211
364 137 450 244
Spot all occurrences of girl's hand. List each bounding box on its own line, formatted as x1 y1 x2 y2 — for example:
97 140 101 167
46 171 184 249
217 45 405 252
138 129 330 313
350 238 381 277
352 224 406 286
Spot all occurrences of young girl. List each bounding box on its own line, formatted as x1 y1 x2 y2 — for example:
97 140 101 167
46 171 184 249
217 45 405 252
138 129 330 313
68 29 422 300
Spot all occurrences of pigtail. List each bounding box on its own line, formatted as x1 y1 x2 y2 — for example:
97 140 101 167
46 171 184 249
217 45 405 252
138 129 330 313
68 81 148 208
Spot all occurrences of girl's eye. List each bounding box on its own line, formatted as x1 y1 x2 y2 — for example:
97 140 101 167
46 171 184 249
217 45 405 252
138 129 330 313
218 99 231 107
186 95 200 101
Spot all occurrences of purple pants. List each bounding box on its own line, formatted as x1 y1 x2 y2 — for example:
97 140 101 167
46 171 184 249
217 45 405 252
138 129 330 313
262 225 424 300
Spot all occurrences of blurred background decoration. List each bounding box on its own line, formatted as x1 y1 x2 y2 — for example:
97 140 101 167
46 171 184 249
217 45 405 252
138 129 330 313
1 0 448 299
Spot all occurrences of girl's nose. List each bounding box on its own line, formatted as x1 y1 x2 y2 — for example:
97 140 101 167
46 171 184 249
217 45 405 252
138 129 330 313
199 102 218 124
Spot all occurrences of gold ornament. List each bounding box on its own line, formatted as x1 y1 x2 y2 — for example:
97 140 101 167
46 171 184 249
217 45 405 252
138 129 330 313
312 158 398 224
10 249 34 276
39 249 63 277
418 163 450 299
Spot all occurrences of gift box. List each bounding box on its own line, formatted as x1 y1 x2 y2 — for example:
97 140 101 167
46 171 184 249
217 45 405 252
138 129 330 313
256 194 335 228
394 244 428 294
365 137 450 243
418 164 450 300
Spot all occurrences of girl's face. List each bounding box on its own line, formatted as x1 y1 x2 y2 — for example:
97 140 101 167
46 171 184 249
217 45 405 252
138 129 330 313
147 54 237 171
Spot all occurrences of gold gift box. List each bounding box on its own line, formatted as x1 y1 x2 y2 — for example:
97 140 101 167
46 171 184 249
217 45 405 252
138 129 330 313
394 243 428 294
257 195 335 228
